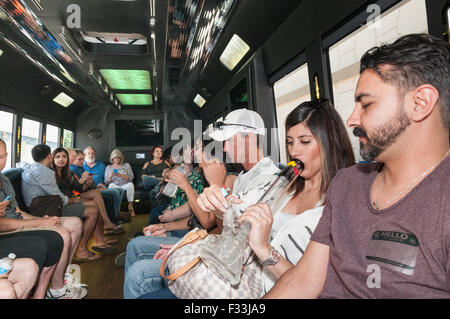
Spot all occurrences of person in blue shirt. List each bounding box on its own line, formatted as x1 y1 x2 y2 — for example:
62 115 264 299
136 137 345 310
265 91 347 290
66 149 124 234
82 147 126 221
83 147 107 187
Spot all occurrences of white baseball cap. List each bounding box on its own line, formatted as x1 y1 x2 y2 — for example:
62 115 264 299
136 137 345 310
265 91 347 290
206 108 266 141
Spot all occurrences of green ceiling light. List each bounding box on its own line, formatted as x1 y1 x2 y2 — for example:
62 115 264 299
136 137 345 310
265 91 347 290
99 69 151 90
116 94 153 105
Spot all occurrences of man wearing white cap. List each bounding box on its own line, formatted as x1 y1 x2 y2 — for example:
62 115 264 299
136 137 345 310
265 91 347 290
198 108 280 219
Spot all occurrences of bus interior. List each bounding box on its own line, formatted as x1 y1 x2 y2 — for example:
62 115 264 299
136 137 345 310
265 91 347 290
0 0 448 299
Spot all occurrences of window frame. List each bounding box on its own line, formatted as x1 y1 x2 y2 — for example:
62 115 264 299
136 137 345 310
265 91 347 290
0 105 76 168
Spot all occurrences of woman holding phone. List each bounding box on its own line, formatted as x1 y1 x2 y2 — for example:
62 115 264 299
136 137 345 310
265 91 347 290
105 149 136 217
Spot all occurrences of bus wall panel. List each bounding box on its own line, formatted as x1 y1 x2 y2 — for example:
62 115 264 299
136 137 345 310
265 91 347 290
263 0 371 78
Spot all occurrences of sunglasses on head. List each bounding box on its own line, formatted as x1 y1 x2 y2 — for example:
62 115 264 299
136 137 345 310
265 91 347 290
213 121 257 131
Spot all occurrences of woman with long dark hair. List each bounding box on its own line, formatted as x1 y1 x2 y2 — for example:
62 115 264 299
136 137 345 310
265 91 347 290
239 99 355 294
51 147 117 261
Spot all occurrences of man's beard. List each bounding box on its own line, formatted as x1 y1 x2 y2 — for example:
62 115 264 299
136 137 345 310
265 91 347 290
85 156 95 164
353 105 411 161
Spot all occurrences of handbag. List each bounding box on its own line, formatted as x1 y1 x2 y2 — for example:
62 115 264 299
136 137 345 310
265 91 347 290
160 228 263 299
29 195 63 217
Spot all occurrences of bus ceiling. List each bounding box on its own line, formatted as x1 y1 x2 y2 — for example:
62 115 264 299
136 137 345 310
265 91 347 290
0 0 302 117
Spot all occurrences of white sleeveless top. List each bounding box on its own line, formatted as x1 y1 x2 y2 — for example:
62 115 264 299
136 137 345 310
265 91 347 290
262 195 325 295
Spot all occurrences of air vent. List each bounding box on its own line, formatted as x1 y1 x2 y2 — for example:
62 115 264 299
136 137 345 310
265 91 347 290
78 31 148 55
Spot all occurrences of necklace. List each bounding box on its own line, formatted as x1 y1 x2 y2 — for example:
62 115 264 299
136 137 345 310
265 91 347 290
372 149 450 210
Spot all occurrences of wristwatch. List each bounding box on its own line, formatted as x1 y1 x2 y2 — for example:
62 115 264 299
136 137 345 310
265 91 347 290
260 247 281 266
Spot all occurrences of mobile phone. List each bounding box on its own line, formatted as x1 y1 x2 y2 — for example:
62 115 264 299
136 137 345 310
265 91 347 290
113 169 118 174
2 195 11 202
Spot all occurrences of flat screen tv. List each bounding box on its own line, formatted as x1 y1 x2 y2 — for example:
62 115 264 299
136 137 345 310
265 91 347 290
115 119 163 147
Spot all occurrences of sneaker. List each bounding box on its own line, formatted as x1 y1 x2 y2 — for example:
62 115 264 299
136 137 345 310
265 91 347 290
114 252 126 267
46 285 87 299
64 272 88 289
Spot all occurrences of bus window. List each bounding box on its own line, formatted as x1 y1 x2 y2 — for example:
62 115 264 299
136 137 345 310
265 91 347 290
273 63 310 163
328 0 428 161
45 124 59 152
0 110 14 170
62 129 74 148
21 118 41 163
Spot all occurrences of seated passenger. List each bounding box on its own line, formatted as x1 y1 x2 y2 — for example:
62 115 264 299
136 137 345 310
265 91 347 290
149 137 234 233
52 147 118 258
148 141 204 226
19 144 102 263
122 137 230 299
238 100 354 294
0 139 87 298
265 34 450 298
0 232 60 299
141 146 170 192
0 255 38 299
66 148 124 234
83 146 127 220
105 149 136 217
162 146 176 168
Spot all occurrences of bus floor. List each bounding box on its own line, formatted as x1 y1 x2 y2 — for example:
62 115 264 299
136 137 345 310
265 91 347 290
73 213 149 299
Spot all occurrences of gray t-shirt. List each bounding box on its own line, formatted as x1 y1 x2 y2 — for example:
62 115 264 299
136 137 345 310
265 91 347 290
0 173 22 219
311 157 450 298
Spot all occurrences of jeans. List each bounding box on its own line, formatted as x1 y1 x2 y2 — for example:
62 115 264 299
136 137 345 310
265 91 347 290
149 204 169 225
101 188 124 219
142 176 160 192
137 288 177 299
123 235 182 299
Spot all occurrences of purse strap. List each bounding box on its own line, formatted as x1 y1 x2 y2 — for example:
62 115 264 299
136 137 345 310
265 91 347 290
160 229 208 281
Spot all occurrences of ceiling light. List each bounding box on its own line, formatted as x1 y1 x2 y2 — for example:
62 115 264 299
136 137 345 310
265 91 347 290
219 34 250 71
53 92 74 107
150 17 156 26
193 94 206 108
116 94 153 106
0 49 3 57
99 69 151 90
